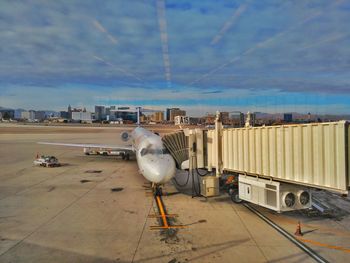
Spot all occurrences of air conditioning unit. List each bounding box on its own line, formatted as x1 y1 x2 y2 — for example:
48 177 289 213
239 175 311 212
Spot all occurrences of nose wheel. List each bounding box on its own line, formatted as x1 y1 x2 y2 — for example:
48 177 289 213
150 183 185 232
153 184 163 196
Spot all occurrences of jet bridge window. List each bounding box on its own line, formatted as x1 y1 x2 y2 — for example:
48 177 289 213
140 147 169 156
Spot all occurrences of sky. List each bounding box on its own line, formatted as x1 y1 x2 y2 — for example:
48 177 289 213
0 0 350 116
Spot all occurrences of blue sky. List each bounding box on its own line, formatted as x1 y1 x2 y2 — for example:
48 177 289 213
0 0 350 115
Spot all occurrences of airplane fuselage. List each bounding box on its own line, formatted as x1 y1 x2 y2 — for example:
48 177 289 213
131 127 176 184
39 126 176 185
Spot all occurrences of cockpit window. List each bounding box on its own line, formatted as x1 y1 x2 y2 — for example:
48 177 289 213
140 146 169 156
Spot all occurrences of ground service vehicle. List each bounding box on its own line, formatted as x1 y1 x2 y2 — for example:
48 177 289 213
33 155 60 167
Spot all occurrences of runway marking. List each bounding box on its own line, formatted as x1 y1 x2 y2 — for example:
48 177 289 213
131 198 154 263
297 238 350 253
233 207 269 261
264 212 350 238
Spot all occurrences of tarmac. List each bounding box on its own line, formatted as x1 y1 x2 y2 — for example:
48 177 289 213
0 123 349 262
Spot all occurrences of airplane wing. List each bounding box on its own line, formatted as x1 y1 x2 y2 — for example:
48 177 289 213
38 142 134 152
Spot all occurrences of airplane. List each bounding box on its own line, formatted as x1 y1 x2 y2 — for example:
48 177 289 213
39 126 177 192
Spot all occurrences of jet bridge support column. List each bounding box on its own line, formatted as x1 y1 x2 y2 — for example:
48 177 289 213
188 130 196 172
215 111 223 178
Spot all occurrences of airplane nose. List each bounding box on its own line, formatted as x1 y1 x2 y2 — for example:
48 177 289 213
140 153 176 184
151 156 176 184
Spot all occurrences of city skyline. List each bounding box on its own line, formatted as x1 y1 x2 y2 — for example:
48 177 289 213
1 1 350 115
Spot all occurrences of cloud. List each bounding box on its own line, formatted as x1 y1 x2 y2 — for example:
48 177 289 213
92 20 118 44
156 0 172 88
93 55 143 82
210 3 247 45
0 0 349 113
202 90 223 94
297 33 348 51
188 10 324 86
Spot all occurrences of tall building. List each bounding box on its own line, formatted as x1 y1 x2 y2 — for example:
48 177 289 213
67 105 72 119
245 112 256 127
139 114 147 123
35 111 46 121
71 111 92 123
166 108 171 121
109 109 137 123
150 111 164 123
204 114 215 125
229 112 245 127
167 108 186 122
60 111 69 119
105 107 111 116
0 109 14 119
14 109 25 119
284 113 293 123
21 110 36 120
220 112 230 124
95 106 106 121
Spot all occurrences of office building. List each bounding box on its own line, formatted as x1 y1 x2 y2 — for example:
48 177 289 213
166 108 186 122
21 110 36 120
109 108 137 123
204 114 215 125
220 112 230 125
35 111 46 121
151 111 164 123
245 112 256 127
284 113 293 123
14 109 25 119
71 111 92 123
230 112 245 127
0 109 14 119
60 111 69 119
166 108 171 121
67 105 72 119
95 105 106 121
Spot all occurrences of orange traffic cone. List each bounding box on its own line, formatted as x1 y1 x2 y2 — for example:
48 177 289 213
295 221 303 236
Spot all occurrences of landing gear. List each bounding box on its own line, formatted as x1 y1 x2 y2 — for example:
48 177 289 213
229 188 242 203
224 175 243 204
150 183 163 196
154 184 163 196
121 153 130 160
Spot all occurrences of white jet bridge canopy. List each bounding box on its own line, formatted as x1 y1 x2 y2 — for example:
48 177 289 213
164 120 350 194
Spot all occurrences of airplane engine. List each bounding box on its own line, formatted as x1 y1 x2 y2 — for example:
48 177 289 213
121 131 130 142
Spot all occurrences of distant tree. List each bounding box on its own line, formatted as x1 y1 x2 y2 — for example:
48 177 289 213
3 112 10 119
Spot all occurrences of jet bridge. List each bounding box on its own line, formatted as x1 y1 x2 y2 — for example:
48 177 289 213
163 112 350 212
